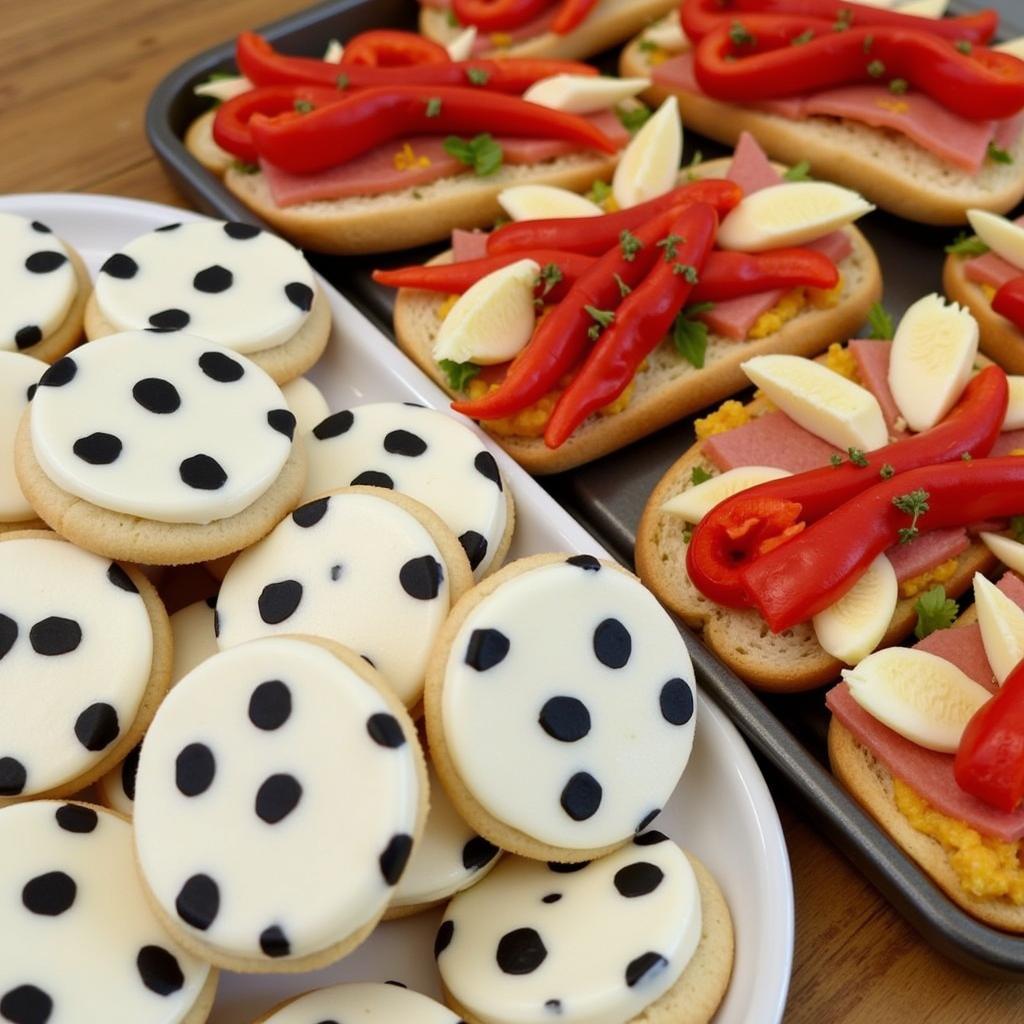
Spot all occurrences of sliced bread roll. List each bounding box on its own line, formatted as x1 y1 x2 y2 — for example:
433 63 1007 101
184 109 233 177
619 38 1024 226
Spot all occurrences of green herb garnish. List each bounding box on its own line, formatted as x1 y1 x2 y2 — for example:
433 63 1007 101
442 134 503 176
945 232 989 257
955 39 972 55
617 103 651 134
672 304 712 367
1011 515 1024 543
988 142 1014 165
466 67 491 86
336 73 349 90
425 97 442 118
685 150 705 181
673 263 699 284
791 29 815 46
587 179 613 204
585 305 615 340
888 78 908 95
729 21 756 46
893 487 930 545
620 229 643 261
294 99 314 113
847 447 868 467
613 273 631 298
880 463 895 480
691 466 714 486
866 301 894 340
230 159 259 175
537 262 564 300
657 233 684 261
867 59 885 78
914 585 959 639
830 454 844 468
439 359 480 392
783 160 812 182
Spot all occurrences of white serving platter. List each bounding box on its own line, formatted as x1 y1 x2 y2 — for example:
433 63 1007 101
0 192 794 1024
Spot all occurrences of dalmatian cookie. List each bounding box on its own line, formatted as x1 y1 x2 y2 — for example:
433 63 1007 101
133 636 428 973
387 761 501 919
85 220 331 384
304 402 514 580
425 553 697 862
0 352 45 532
0 531 171 803
0 801 217 1024
216 487 473 708
255 982 462 1024
0 212 90 364
436 833 733 1024
17 331 307 565
96 598 218 817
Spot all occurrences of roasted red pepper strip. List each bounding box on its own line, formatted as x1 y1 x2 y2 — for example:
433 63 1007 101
552 0 598 34
487 180 743 256
453 0 555 32
694 16 1024 121
544 204 719 448
993 275 1024 332
249 85 617 175
687 365 1009 607
212 84 346 163
452 209 681 421
680 0 998 45
955 658 1024 813
340 30 450 67
740 457 1024 632
236 32 594 92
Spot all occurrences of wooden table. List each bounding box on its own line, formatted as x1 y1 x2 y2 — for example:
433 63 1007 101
4 1 1023 1019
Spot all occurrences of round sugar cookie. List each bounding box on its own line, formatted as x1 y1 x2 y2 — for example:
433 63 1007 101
0 352 46 532
0 531 171 803
437 833 733 1024
133 636 428 972
17 331 306 564
304 402 514 579
256 982 462 1023
425 553 697 861
0 212 90 363
216 487 473 708
0 800 217 1024
85 220 330 383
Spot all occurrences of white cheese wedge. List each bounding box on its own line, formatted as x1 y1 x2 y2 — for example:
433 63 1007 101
642 10 689 51
967 209 1024 274
660 466 791 523
895 0 950 15
323 39 344 63
741 354 888 451
432 259 539 365
973 572 1024 685
813 555 898 666
1004 376 1024 431
523 74 650 115
193 75 252 102
447 26 477 62
498 184 603 222
612 96 682 209
980 533 1024 580
888 294 978 433
996 36 1024 60
716 181 874 252
843 647 991 753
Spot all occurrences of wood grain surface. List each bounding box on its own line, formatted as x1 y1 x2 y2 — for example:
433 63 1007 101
3 0 1023 1019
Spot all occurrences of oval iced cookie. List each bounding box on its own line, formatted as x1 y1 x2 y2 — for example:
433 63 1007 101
256 982 461 1023
426 554 697 860
0 212 89 363
133 636 427 972
87 220 330 383
436 832 733 1024
216 488 473 708
388 762 501 917
0 801 216 1024
0 352 45 530
19 331 306 564
304 402 513 579
0 532 170 802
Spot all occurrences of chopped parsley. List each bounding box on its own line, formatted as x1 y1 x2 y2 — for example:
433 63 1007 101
880 463 894 480
1012 515 1024 543
673 263 699 284
442 134 503 176
425 97 442 118
585 305 615 340
617 103 651 134
672 303 713 368
945 232 990 257
888 78 908 95
988 142 1014 165
961 451 973 461
783 160 812 182
892 488 930 545
537 263 563 300
834 9 853 31
446 8 460 26
685 150 705 181
230 159 260 175
830 453 844 468
293 99 314 113
955 39 972 55
791 28 815 46
867 59 886 78
638 39 660 53
587 179 613 205
657 233 684 261
336 72 349 90
729 21 756 46
914 585 958 639
613 273 631 298
847 447 868 467
866 301 894 340
620 229 643 261
466 67 491 85
439 359 480 392
691 466 714 486
863 34 874 52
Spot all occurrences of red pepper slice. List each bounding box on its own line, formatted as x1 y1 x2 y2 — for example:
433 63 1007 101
687 365 1009 608
544 203 719 447
739 457 1024 632
954 658 1024 814
552 0 598 34
694 16 1024 121
212 84 346 163
680 0 998 44
248 85 617 175
453 0 555 32
487 180 743 257
340 30 450 67
993 275 1024 333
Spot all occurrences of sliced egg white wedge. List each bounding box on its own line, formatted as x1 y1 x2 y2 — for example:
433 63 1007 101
813 554 898 666
1004 376 1024 431
716 181 874 252
446 25 477 62
612 96 682 209
523 74 650 115
742 354 888 451
194 75 252 101
996 36 1024 60
642 11 689 51
498 184 602 222
323 39 344 63
896 0 950 15
967 209 1024 274
843 647 991 753
888 294 978 433
973 572 1024 685
432 258 539 365
980 533 1024 580
660 465 791 523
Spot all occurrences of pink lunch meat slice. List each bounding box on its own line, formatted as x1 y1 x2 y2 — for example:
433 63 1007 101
848 339 907 439
726 130 782 194
991 429 1024 457
884 528 969 585
701 410 839 473
452 229 489 262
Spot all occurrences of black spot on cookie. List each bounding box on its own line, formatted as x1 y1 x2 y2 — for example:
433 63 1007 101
291 496 329 528
259 925 290 958
0 757 26 796
542 892 562 904
74 703 119 751
255 773 303 824
462 835 499 871
267 409 296 439
248 680 292 730
199 350 244 382
539 696 591 743
175 742 216 796
55 803 97 833
106 563 138 593
179 454 227 490
634 829 670 846
593 618 631 669
0 614 17 660
351 470 394 488
458 530 488 571
148 308 190 331
224 221 261 240
26 251 67 274
100 253 138 279
137 945 185 996
39 356 76 387
285 282 314 312
635 811 660 835
660 678 694 726
379 833 413 885
366 713 406 748
31 221 52 233
29 616 81 656
121 744 141 801
464 628 509 671
626 952 668 987
313 410 354 440
548 860 589 873
156 222 181 232
399 556 443 600
560 772 602 821
133 377 181 414
613 861 664 898
545 999 562 1012
496 928 547 975
258 580 303 624
175 873 220 930
73 432 122 465
435 919 454 957
15 326 42 350
0 984 53 1024
22 871 76 916
383 429 427 457
566 554 600 571
474 450 502 490
193 264 233 293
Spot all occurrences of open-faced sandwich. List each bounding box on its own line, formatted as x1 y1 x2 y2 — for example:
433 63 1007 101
620 0 1024 224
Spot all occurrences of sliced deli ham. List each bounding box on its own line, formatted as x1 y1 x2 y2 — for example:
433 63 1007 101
726 130 781 194
848 339 907 439
964 251 1021 290
452 229 489 262
991 428 1024 457
884 528 969 585
914 624 996 694
702 410 839 473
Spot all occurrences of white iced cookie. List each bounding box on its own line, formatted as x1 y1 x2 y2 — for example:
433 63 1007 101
133 636 426 972
28 331 296 524
92 220 316 355
304 402 512 578
281 377 329 438
256 982 461 1023
0 801 215 1024
0 352 44 526
0 534 162 801
426 554 696 859
216 488 473 707
436 832 702 1024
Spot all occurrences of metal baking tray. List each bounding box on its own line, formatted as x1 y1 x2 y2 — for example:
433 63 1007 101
147 0 1024 977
